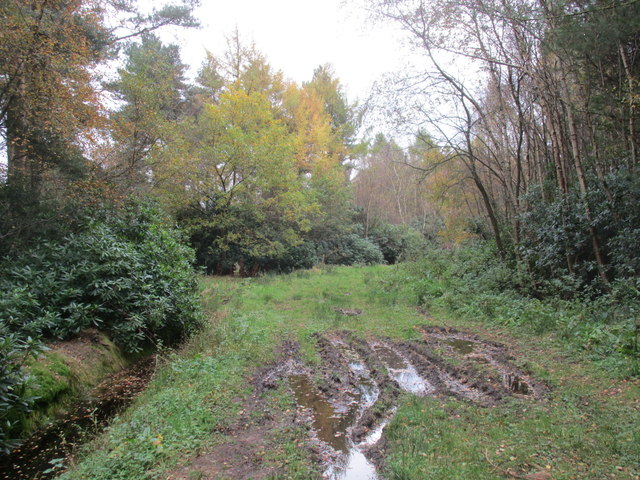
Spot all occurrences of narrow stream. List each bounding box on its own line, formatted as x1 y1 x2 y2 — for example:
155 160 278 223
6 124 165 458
0 357 154 480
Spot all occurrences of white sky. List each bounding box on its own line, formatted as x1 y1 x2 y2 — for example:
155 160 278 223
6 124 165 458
156 0 408 103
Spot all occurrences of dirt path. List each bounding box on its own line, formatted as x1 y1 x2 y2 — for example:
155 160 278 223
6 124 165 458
169 326 548 480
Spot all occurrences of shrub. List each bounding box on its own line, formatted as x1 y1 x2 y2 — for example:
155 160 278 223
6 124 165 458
1 202 203 353
368 223 429 264
0 332 41 454
0 201 203 452
316 234 385 266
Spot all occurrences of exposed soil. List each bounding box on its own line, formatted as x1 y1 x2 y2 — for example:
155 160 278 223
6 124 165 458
168 326 548 480
7 325 549 480
418 325 549 399
168 341 313 480
293 327 548 479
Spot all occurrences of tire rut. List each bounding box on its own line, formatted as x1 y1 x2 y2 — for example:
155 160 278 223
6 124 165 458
286 327 549 479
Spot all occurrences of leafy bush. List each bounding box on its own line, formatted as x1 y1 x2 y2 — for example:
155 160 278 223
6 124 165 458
316 234 385 266
1 202 203 353
0 332 41 454
368 223 429 264
0 201 203 452
519 169 640 284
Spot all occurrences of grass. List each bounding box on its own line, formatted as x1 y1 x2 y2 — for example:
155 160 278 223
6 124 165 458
21 332 128 435
59 265 640 479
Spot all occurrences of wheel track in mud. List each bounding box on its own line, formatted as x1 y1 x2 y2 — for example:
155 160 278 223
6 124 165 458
169 325 549 480
286 325 548 479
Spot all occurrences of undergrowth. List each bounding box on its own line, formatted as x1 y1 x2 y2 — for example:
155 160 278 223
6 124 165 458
0 201 203 453
376 246 640 377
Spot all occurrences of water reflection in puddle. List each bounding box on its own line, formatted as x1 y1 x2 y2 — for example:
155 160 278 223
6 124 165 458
289 375 353 454
372 344 433 395
290 362 380 480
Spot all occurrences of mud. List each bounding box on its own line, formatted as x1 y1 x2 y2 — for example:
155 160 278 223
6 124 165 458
419 326 548 399
282 327 547 479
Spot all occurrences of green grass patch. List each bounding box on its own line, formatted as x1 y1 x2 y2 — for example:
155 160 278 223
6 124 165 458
60 266 640 479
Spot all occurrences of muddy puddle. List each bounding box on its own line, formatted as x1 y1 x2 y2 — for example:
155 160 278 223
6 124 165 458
0 357 154 480
446 339 475 354
291 369 379 480
287 329 546 479
371 343 433 395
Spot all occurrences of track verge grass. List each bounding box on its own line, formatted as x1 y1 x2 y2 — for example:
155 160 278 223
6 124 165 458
59 266 639 480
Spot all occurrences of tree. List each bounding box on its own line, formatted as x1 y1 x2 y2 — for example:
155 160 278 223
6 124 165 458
158 88 315 273
0 0 199 195
306 64 365 178
0 0 109 194
106 33 188 190
364 0 640 281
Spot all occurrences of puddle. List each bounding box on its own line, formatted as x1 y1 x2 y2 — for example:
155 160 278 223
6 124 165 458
446 339 475 355
291 331 544 479
290 375 354 454
290 363 380 480
326 450 377 480
349 363 378 407
373 344 433 395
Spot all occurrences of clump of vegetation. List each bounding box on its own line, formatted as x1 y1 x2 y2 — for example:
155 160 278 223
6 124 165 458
380 246 640 376
315 234 385 266
0 200 203 452
366 223 430 264
1 201 203 353
0 333 41 453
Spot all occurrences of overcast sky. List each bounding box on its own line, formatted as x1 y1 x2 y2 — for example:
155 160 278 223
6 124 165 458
156 0 408 103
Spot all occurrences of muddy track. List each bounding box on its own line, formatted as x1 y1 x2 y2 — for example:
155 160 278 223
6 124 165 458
284 327 548 479
419 326 549 398
170 326 548 480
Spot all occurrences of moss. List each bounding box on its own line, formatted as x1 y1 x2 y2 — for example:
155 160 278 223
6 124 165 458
26 352 73 404
20 331 131 436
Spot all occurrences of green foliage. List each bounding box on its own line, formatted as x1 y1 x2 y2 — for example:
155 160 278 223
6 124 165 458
0 333 41 454
108 33 189 187
165 88 316 275
316 234 385 266
1 202 203 353
367 223 429 264
519 169 640 285
0 200 203 452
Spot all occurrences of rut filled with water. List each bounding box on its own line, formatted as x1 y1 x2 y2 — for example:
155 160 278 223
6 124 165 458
286 329 546 479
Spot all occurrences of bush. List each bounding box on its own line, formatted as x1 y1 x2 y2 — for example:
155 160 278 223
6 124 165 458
316 234 385 266
0 201 203 452
1 202 203 353
368 223 429 264
0 332 41 454
519 169 640 284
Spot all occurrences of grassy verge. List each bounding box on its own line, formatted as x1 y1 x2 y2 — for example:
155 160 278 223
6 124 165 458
59 266 639 480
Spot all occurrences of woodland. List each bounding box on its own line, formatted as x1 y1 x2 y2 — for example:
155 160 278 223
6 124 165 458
0 0 639 476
